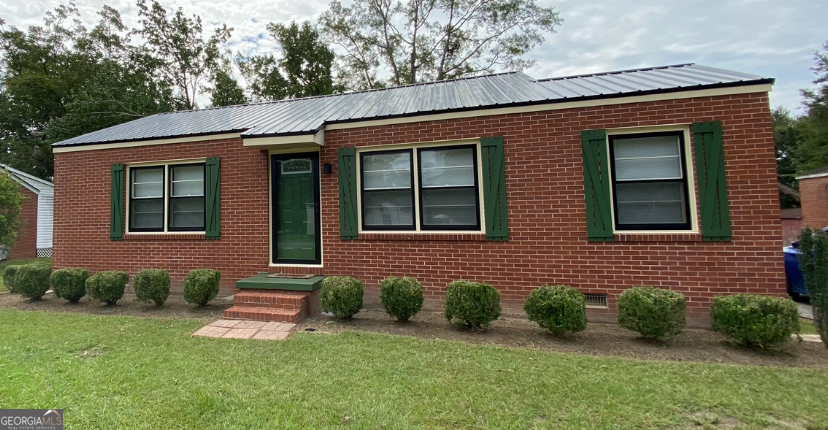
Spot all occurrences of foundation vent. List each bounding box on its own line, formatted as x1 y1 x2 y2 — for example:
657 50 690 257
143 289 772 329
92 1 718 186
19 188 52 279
584 293 608 308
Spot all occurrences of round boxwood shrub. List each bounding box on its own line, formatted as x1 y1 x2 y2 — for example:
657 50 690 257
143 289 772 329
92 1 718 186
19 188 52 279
380 276 424 322
183 269 221 306
86 271 129 305
444 280 501 329
710 294 799 349
134 269 171 307
3 265 19 293
321 276 364 319
50 268 89 303
617 287 686 340
15 264 52 300
524 285 587 335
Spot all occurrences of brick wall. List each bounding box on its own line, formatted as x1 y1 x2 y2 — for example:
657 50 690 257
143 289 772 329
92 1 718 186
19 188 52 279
53 137 271 293
10 186 38 259
799 175 828 229
53 91 783 318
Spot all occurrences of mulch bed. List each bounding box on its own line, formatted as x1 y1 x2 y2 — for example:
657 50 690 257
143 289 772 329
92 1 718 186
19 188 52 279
296 308 828 369
3 289 826 368
0 290 233 322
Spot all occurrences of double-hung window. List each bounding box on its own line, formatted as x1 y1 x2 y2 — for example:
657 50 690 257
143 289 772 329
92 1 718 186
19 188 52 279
129 163 206 232
608 132 691 230
360 144 481 231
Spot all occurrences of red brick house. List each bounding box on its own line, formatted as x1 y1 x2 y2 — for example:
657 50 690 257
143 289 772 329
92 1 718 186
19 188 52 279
51 64 781 323
0 165 54 260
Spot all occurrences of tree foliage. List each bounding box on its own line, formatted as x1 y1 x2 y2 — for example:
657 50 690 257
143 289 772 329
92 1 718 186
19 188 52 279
773 42 828 181
136 0 232 110
0 172 22 247
239 21 341 101
319 0 562 89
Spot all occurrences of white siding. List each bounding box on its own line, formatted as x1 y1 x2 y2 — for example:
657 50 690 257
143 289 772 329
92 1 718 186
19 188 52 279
37 195 53 249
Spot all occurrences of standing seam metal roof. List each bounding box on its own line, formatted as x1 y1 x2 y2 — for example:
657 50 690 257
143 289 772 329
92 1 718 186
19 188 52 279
52 63 773 147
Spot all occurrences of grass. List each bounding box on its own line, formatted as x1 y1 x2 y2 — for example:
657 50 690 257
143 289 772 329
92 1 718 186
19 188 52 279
801 317 819 335
0 310 827 429
0 257 51 290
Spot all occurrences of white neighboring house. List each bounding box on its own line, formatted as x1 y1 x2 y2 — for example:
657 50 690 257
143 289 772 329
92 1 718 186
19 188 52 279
0 165 54 260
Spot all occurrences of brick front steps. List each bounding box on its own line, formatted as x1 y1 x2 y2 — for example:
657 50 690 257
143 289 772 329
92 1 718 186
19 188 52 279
223 290 321 323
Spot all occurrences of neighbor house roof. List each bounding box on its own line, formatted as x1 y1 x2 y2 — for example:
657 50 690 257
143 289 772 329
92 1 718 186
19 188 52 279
52 63 773 148
796 166 828 180
0 165 54 197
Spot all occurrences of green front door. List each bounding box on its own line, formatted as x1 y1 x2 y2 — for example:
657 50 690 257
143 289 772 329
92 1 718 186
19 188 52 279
272 153 321 264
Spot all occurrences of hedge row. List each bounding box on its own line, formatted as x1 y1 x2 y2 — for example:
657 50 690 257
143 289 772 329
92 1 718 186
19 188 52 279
323 276 800 348
5 266 222 307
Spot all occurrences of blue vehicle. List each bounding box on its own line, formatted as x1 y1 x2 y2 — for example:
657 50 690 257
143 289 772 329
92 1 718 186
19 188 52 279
783 226 828 298
784 244 808 297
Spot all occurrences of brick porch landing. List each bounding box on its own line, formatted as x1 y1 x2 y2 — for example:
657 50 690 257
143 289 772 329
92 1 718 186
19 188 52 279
193 320 295 340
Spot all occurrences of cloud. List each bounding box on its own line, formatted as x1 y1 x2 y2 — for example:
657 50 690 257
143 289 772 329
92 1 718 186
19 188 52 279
1 0 825 111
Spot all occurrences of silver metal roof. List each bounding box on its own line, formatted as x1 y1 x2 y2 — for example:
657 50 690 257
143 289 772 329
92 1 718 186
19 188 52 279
53 63 772 147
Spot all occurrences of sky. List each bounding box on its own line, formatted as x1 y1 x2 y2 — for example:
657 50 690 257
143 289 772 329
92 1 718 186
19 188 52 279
1 0 826 114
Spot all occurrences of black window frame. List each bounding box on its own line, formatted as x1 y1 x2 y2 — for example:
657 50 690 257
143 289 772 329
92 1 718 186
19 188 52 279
417 144 481 231
128 162 206 233
359 148 416 231
167 163 206 232
608 131 692 231
359 144 482 232
128 166 165 232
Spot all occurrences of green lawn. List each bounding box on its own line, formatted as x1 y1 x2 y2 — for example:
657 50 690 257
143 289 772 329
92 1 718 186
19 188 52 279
1 310 827 429
801 317 819 335
0 257 51 289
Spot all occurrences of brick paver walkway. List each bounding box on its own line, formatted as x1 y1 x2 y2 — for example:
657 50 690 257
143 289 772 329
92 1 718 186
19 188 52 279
193 320 295 340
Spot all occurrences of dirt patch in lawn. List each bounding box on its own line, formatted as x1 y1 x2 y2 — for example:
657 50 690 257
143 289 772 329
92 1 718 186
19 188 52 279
0 289 232 322
296 308 828 369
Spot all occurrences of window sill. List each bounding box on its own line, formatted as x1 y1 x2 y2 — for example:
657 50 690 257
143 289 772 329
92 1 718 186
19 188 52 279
124 233 206 241
613 232 701 243
358 232 487 241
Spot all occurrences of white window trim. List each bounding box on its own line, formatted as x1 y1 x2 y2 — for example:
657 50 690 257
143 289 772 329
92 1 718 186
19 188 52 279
605 125 699 235
125 158 207 235
356 139 487 234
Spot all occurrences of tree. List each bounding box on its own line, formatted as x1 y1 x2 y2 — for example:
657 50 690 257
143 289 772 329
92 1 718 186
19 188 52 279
0 3 180 179
319 0 563 89
136 0 232 110
206 67 247 107
239 21 341 101
0 173 23 247
772 107 800 208
790 42 828 173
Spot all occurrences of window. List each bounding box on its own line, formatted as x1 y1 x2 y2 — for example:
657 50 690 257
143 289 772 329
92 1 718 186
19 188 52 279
608 132 691 231
359 145 481 231
129 163 205 232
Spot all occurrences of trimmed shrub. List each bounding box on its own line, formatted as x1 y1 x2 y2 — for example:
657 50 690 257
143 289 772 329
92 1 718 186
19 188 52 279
321 276 364 319
15 264 52 300
3 265 19 293
183 269 221 306
444 280 501 329
134 269 171 307
710 294 799 349
524 285 587 335
86 271 129 305
50 268 89 303
380 276 424 322
617 287 686 340
796 226 828 346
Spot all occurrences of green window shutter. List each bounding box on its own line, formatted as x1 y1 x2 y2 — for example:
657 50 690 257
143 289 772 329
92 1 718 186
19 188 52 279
580 129 614 242
481 136 509 241
338 147 358 239
110 164 124 241
205 157 221 240
693 121 732 241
